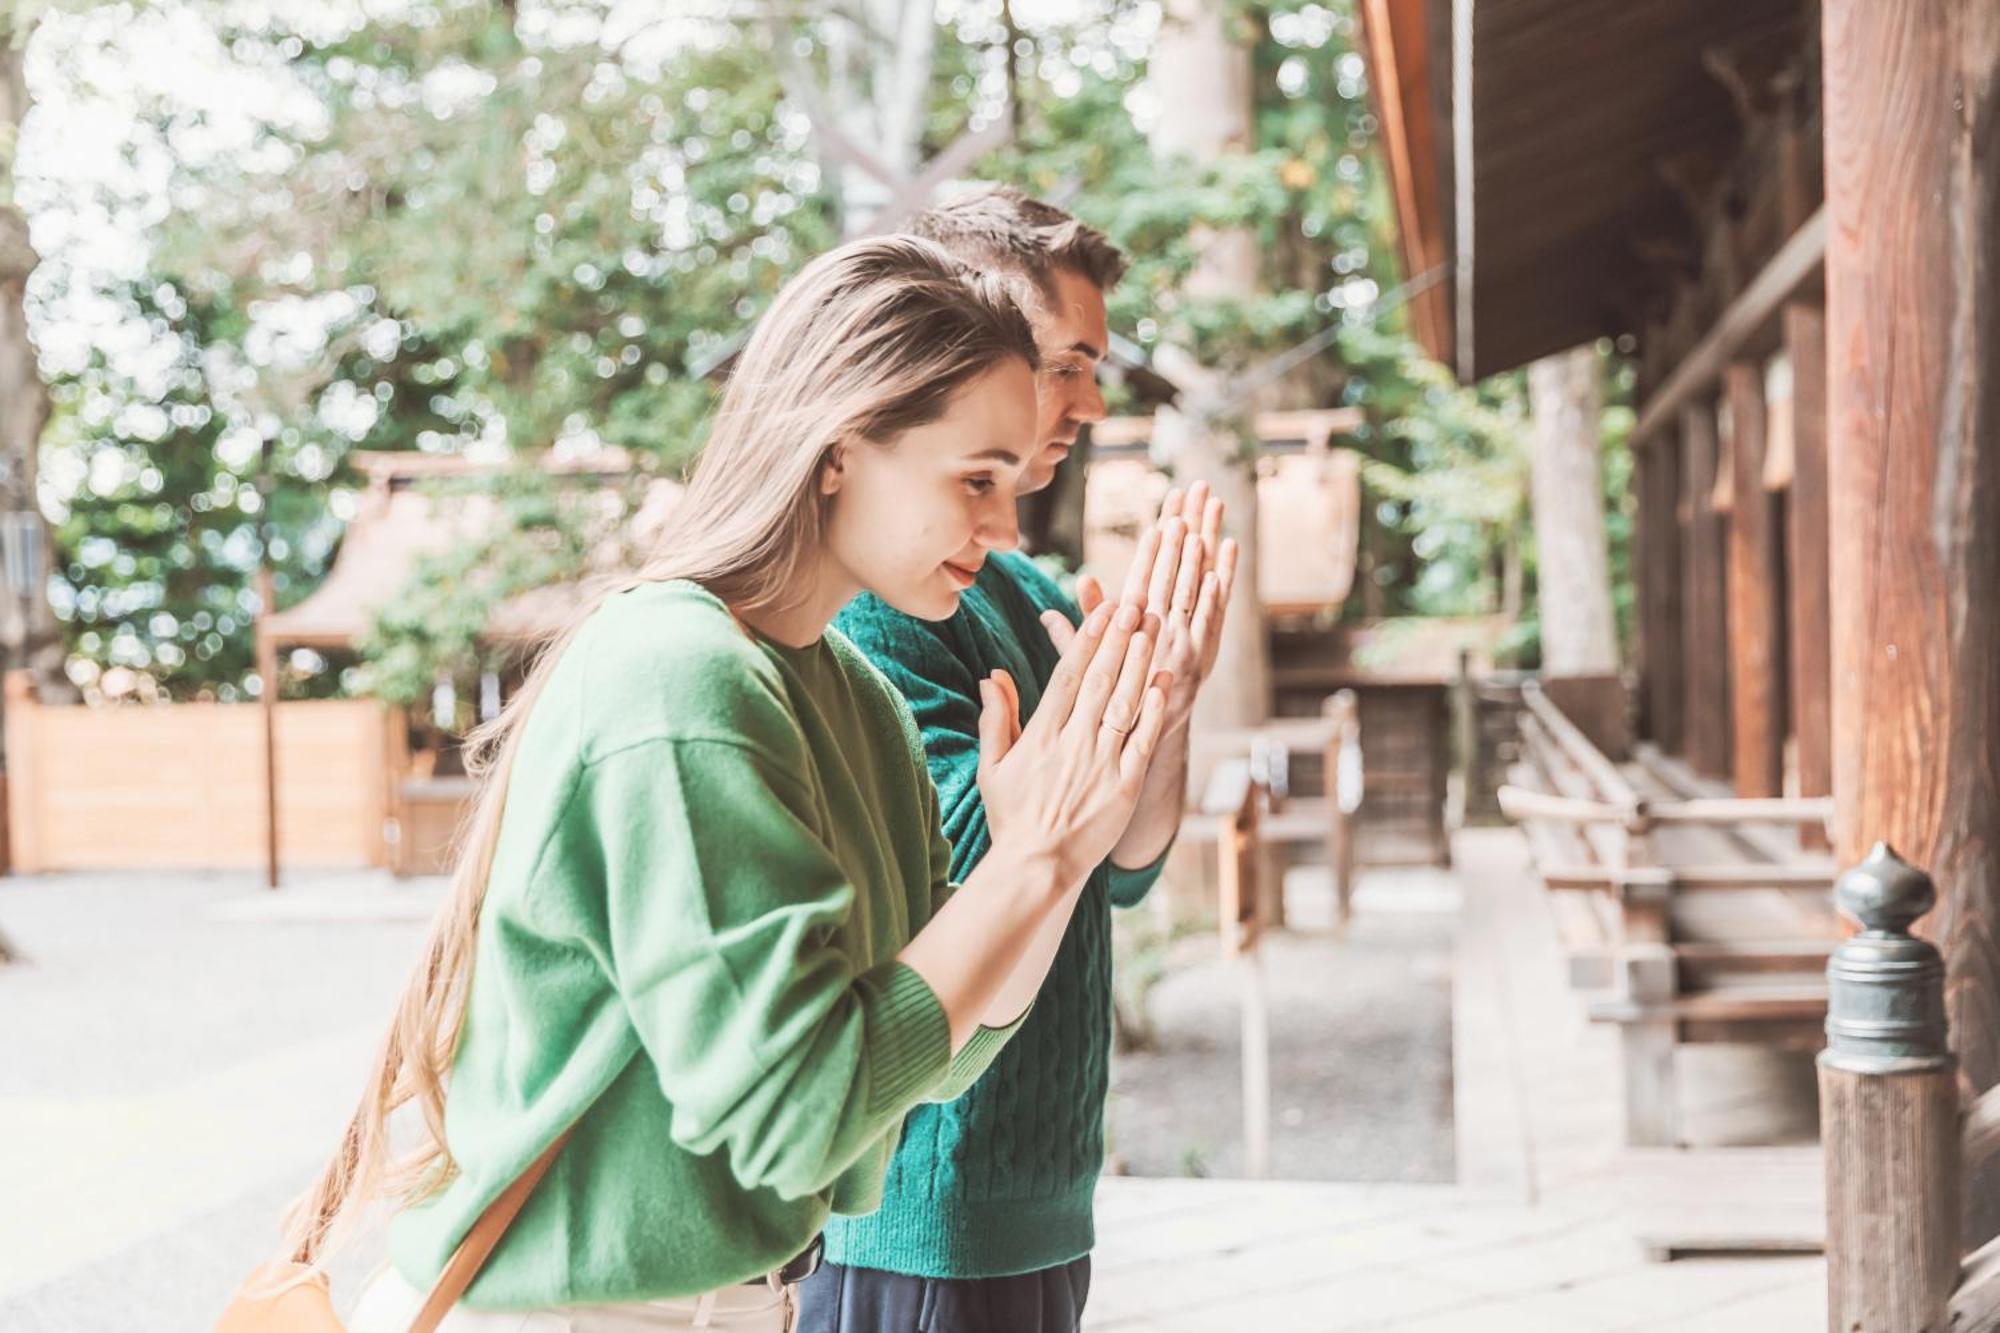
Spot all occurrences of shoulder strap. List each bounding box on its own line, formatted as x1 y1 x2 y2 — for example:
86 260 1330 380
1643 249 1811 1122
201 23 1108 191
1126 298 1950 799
408 1130 572 1333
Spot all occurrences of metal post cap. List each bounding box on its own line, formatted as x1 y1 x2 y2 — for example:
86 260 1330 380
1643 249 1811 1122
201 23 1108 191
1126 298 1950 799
1822 843 1952 1071
1835 841 1936 933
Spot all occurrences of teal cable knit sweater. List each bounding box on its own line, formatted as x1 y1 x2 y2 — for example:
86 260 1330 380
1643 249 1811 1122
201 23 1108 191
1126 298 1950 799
826 552 1168 1279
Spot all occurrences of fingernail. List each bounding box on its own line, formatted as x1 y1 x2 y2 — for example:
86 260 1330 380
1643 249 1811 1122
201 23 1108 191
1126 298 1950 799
1087 604 1112 631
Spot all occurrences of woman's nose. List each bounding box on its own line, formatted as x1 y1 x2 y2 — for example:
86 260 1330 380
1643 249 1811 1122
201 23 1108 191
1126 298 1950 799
977 495 1021 550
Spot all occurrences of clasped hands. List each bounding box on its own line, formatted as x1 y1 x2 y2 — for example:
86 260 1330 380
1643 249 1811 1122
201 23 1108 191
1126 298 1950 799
972 481 1240 884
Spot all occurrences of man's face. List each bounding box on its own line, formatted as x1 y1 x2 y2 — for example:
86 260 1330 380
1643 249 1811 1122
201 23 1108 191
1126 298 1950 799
1017 265 1110 495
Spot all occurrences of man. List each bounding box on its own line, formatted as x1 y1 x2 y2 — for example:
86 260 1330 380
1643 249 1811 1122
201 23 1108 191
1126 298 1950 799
797 186 1237 1332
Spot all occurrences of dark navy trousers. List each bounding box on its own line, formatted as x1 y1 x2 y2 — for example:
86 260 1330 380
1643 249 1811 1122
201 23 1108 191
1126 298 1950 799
792 1257 1092 1333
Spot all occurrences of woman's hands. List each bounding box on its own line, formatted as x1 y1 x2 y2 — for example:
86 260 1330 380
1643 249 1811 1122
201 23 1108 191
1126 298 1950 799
974 598 1173 890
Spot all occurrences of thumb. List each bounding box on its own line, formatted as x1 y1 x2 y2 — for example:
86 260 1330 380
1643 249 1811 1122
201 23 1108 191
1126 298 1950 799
976 678 1012 788
1077 574 1105 616
1040 608 1077 652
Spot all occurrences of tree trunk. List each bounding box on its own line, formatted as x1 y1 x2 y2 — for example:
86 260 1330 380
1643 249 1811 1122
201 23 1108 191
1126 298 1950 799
1150 0 1268 730
1526 347 1618 676
0 19 61 698
1824 0 2000 1247
827 0 932 233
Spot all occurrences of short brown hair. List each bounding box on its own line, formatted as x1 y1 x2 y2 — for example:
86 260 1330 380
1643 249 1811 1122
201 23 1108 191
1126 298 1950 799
908 184 1128 302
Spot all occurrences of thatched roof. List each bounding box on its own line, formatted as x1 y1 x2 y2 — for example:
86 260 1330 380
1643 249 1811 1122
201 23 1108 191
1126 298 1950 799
261 451 682 651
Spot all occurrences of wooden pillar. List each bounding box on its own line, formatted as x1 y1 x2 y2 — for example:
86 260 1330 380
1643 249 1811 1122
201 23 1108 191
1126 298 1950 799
1819 847 1959 1331
1679 404 1732 779
1724 362 1785 797
1824 0 2000 1245
1644 437 1686 755
1783 304 1832 849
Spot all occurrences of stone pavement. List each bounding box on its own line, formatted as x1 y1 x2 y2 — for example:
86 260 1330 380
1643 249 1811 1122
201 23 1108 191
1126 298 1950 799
0 870 437 1329
0 837 1823 1332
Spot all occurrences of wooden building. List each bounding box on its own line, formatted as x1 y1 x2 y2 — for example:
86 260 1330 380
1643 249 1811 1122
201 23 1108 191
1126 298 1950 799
260 450 680 875
1362 0 2000 1322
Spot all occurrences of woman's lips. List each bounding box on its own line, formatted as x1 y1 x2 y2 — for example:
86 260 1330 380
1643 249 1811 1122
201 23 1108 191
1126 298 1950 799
942 561 980 590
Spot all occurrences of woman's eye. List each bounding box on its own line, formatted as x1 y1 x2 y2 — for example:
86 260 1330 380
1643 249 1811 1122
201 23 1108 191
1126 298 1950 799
965 476 996 495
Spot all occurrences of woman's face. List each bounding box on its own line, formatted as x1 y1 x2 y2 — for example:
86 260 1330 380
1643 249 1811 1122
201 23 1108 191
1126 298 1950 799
823 359 1039 622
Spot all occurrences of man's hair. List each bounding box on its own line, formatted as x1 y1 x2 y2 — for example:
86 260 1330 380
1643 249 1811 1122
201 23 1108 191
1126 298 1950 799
907 184 1128 302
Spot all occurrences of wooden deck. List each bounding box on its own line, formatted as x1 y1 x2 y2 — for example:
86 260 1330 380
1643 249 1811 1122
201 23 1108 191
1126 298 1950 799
1086 827 1824 1331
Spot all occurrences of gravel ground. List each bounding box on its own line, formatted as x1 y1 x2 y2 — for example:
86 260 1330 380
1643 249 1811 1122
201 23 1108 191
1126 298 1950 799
0 864 1456 1330
0 870 432 1331
1105 872 1458 1183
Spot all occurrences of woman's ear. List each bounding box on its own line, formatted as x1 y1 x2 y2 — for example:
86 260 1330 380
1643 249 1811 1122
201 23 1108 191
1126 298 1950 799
819 442 848 497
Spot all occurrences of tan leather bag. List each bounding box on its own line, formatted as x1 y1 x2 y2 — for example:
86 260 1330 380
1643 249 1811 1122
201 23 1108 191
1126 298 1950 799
214 1133 569 1333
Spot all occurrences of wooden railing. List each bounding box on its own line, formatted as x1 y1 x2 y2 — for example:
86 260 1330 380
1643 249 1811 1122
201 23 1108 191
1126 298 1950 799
1821 846 2000 1332
1499 679 1837 1147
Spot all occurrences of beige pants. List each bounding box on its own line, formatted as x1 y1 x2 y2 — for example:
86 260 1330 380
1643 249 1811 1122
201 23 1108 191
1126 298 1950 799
349 1265 793 1333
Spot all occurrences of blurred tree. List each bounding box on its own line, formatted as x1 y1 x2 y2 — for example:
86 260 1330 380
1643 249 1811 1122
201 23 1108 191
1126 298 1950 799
42 276 345 701
25 0 1629 705
1 3 66 698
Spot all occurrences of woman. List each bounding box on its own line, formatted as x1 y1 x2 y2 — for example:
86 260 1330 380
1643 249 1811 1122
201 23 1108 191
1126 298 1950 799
254 236 1171 1332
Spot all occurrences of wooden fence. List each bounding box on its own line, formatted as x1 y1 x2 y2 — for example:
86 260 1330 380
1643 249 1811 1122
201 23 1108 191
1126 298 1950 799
4 675 394 873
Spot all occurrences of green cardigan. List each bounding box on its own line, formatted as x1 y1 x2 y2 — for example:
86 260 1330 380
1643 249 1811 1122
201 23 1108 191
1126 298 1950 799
388 580 1018 1307
825 551 1168 1279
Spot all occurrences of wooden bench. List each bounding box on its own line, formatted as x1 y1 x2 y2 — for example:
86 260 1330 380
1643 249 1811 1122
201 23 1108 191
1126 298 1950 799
1182 692 1361 930
1498 680 1838 1148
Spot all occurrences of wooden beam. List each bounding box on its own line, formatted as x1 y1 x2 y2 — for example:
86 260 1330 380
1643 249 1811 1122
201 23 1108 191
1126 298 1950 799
1499 784 1833 828
1539 864 1837 893
1724 362 1785 797
1633 208 1828 445
1824 0 2000 1251
1782 303 1832 850
1357 0 1452 364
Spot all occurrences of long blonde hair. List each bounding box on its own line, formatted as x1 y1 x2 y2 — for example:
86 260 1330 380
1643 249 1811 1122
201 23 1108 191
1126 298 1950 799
279 235 1038 1270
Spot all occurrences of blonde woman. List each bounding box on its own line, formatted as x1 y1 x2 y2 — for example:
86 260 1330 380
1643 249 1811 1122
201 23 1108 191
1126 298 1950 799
256 238 1173 1331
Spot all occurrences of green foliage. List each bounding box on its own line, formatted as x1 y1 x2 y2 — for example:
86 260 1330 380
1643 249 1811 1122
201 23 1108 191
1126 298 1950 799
33 0 1631 702
42 278 344 700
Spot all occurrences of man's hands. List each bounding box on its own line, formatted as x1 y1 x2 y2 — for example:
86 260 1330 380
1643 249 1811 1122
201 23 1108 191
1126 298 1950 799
1042 479 1239 737
976 601 1174 889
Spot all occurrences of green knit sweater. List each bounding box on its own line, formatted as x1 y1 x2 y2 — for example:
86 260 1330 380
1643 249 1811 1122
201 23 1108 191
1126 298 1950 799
388 580 1020 1307
826 551 1168 1279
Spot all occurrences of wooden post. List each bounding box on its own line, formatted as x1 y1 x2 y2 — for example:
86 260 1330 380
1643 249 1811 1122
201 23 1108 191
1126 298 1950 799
1325 689 1360 933
4 670 38 878
1616 806 1678 1148
1216 771 1271 1177
1824 0 2000 1244
1679 403 1732 779
1782 304 1831 851
0 671 29 960
256 435 280 891
1644 437 1686 755
1819 845 1959 1332
1724 361 1785 798
255 613 280 891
